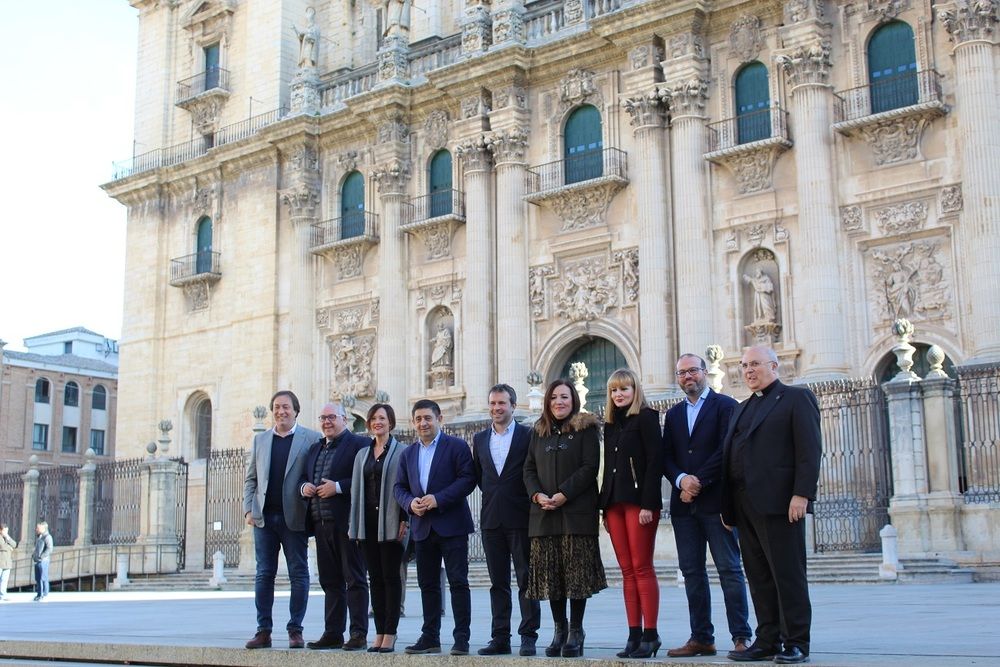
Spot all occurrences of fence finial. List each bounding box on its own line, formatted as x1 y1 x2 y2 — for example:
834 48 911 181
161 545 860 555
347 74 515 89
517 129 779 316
925 344 948 379
706 344 725 393
890 318 919 381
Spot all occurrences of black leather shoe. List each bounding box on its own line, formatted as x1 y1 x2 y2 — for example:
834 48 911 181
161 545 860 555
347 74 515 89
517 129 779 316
519 638 537 657
630 635 661 659
774 647 809 664
343 635 367 651
545 623 567 657
450 642 470 656
617 639 640 658
727 642 777 661
306 633 343 650
404 637 442 654
478 640 511 655
561 627 585 658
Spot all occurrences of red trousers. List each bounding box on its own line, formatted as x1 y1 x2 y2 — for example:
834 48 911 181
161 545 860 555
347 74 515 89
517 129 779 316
605 502 659 628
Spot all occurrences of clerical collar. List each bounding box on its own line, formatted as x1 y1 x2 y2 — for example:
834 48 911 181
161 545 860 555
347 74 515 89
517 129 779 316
753 381 779 399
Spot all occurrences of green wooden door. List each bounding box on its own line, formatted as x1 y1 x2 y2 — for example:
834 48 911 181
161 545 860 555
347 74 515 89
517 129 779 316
341 171 365 238
429 150 453 217
868 21 917 114
564 105 603 184
196 217 213 274
735 62 770 144
559 337 628 412
204 43 220 91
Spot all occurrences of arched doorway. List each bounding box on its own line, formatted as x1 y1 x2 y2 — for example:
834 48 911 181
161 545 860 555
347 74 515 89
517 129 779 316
558 337 627 413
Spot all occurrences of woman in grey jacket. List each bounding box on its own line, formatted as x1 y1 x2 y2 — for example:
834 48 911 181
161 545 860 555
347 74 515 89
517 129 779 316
348 403 407 653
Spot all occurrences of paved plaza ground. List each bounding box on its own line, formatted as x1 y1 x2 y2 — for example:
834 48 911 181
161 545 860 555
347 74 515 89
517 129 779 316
0 582 997 666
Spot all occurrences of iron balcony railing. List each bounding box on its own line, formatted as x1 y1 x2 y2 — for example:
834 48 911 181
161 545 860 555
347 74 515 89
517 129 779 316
706 106 791 153
310 212 380 249
170 251 221 284
176 67 231 103
403 190 466 226
834 69 942 123
526 147 628 195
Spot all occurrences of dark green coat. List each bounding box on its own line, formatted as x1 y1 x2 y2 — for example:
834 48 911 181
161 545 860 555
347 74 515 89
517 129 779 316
523 412 601 537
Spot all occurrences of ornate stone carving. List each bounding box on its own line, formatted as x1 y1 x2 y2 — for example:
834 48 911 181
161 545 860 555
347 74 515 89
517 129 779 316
874 200 928 235
461 91 491 119
939 0 999 44
774 221 790 243
662 78 708 115
451 283 463 303
550 258 619 322
372 158 411 194
857 114 932 165
281 185 320 219
865 0 911 22
456 135 493 171
730 14 765 63
841 205 865 233
776 40 832 88
316 307 331 329
667 32 705 60
612 247 639 304
741 248 782 345
183 280 211 312
429 283 449 303
377 115 410 144
725 230 740 252
548 181 624 232
336 306 366 333
867 240 951 324
416 290 426 310
529 264 555 318
377 42 409 82
784 0 825 23
715 147 784 194
564 0 584 24
622 92 667 128
462 4 492 54
334 244 365 279
485 126 529 163
289 68 321 115
193 186 214 215
287 144 319 174
492 8 525 45
423 110 450 150
330 333 376 397
189 98 224 136
629 44 663 70
338 150 359 173
370 298 380 326
493 83 527 110
940 185 963 214
747 224 767 247
560 69 598 107
416 220 455 260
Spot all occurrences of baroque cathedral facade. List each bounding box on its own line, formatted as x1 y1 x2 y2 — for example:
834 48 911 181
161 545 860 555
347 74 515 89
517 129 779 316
105 0 999 459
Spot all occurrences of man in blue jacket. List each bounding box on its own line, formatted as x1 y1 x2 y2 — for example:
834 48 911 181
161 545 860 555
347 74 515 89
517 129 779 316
394 399 476 656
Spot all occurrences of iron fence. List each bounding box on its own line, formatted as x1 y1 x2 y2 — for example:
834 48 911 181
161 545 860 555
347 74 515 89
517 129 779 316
956 362 1000 504
807 377 892 553
214 107 287 146
526 147 628 195
91 458 144 545
205 448 249 568
174 458 189 570
0 469 25 543
37 466 80 547
833 69 942 123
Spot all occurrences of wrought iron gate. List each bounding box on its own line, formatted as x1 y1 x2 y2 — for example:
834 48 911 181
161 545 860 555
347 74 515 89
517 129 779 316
809 377 893 552
174 458 189 570
91 458 143 545
205 448 248 568
37 466 80 546
0 469 25 542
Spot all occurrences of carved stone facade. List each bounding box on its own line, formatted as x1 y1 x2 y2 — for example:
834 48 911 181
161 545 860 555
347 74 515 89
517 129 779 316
874 201 928 235
866 239 953 327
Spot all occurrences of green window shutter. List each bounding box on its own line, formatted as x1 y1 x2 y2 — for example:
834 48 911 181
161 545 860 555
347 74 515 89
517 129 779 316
867 21 917 114
204 43 220 90
428 150 453 217
564 105 603 184
341 171 365 239
196 217 213 274
735 62 770 144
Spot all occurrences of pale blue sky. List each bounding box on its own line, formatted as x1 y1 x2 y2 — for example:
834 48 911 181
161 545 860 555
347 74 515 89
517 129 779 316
0 1 137 351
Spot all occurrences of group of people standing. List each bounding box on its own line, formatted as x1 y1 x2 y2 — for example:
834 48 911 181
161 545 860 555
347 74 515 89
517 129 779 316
0 521 53 602
242 344 821 665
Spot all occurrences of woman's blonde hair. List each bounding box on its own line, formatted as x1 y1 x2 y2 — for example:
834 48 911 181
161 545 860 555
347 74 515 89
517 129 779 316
604 368 647 423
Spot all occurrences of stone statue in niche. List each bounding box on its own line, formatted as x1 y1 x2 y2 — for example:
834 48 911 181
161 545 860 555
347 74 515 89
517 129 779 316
743 268 777 324
427 310 455 391
741 249 782 346
430 323 453 369
294 7 319 69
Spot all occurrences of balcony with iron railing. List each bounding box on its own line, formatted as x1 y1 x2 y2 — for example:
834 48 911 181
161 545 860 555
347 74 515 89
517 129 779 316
525 147 628 198
169 251 221 287
401 190 466 231
705 106 792 156
176 68 231 106
310 212 380 254
833 70 945 129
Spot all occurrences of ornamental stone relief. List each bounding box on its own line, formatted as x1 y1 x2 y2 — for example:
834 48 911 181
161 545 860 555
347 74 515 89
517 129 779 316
867 240 952 326
416 281 462 312
549 181 624 232
724 221 790 252
338 151 359 172
183 280 211 312
940 185 963 214
716 147 783 194
551 258 619 322
316 303 376 335
841 205 866 233
529 265 555 318
857 114 933 165
784 0 825 23
416 220 454 261
334 244 365 279
865 0 911 22
461 4 492 54
564 0 584 24
423 110 450 151
337 306 366 333
193 185 215 216
492 9 525 45
559 69 602 110
730 14 765 63
776 40 832 88
873 200 928 236
667 32 705 60
377 115 410 144
287 144 319 174
461 91 491 119
493 83 527 111
629 44 664 70
456 135 493 171
612 248 639 304
330 333 376 397
190 99 224 136
377 45 409 82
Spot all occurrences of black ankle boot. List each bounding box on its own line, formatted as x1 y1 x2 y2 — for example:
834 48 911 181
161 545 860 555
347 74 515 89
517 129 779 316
545 622 567 657
629 630 661 659
617 627 642 658
561 627 585 658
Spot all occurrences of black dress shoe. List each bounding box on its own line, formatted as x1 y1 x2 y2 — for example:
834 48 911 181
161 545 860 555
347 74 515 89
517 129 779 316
306 633 343 650
616 639 640 658
561 627 585 658
774 646 809 664
545 622 567 657
727 642 778 661
478 640 512 655
519 638 537 657
450 642 470 656
343 635 367 651
404 637 442 654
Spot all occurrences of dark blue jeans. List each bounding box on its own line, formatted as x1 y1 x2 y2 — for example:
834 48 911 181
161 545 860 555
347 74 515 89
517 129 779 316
254 511 310 633
672 506 752 644
415 530 471 644
34 560 50 597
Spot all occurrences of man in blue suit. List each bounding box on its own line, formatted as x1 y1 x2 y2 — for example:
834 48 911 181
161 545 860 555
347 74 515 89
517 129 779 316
663 354 752 659
394 399 476 656
472 384 540 657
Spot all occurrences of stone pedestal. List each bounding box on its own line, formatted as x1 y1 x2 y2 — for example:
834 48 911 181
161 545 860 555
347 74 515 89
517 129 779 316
74 450 97 548
20 457 40 544
290 67 321 115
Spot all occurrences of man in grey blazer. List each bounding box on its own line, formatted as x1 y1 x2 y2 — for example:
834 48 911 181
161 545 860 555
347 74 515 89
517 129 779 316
243 390 321 650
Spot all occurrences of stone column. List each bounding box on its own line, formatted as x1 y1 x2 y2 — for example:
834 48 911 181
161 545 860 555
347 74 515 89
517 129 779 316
884 377 929 556
74 449 97 548
137 423 180 571
21 456 40 544
939 2 1000 361
486 128 530 396
623 92 673 395
373 158 411 407
456 136 494 415
776 28 848 379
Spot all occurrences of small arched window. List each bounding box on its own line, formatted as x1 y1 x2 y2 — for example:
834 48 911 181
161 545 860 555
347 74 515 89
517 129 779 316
341 171 365 239
92 385 107 411
196 399 213 459
196 217 213 274
64 381 80 407
564 105 603 185
428 150 453 218
867 21 918 114
735 62 770 144
35 378 50 404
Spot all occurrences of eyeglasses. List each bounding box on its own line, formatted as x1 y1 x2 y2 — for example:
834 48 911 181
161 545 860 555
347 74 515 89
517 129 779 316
319 414 344 422
740 360 775 370
675 368 703 377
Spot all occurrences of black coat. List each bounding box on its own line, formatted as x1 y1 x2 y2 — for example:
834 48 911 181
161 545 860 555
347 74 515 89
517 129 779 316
599 406 663 511
300 430 370 532
472 421 533 531
523 412 601 538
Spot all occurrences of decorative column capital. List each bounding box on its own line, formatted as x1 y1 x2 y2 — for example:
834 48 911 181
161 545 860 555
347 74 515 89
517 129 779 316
776 39 832 88
485 126 529 164
373 158 411 195
622 91 667 129
938 0 999 45
661 78 708 116
456 135 493 171
281 184 320 219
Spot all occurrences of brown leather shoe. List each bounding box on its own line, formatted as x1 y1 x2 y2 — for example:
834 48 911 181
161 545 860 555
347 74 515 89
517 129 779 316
288 630 305 649
343 635 368 651
667 639 717 657
734 638 750 653
245 630 272 649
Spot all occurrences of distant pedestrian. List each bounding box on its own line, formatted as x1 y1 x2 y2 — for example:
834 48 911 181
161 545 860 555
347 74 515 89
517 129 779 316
0 522 17 601
32 521 53 601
